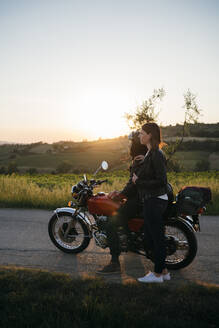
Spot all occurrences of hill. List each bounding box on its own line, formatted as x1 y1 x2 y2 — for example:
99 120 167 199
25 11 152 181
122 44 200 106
0 123 218 173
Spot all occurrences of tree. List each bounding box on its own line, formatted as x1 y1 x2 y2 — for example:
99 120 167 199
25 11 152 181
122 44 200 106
0 166 6 174
26 167 38 175
8 161 19 174
125 88 166 129
125 88 202 171
195 159 210 172
166 89 202 163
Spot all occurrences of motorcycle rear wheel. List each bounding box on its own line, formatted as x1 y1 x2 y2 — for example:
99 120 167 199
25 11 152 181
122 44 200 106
164 218 197 270
48 212 90 253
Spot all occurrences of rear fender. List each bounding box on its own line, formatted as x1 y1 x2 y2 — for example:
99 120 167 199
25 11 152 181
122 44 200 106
168 216 196 232
54 207 92 234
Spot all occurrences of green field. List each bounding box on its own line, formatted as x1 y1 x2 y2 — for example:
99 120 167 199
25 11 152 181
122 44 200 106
3 150 218 172
0 171 218 214
0 139 129 173
1 138 219 173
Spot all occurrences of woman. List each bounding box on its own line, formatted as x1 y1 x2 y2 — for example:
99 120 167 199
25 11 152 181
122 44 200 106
132 122 170 283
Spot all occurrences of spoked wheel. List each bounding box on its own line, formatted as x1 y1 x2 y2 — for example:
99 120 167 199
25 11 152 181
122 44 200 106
48 212 90 253
164 218 197 270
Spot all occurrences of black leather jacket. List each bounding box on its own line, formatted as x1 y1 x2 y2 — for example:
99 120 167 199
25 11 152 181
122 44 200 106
135 149 168 201
121 159 144 198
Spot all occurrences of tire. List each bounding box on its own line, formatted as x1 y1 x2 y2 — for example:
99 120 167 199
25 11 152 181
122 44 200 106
48 212 90 254
164 218 197 270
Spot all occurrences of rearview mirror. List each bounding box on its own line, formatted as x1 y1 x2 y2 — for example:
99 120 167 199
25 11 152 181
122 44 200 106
93 160 109 175
101 161 108 171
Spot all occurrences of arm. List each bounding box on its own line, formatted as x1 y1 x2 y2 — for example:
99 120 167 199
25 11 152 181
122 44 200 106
121 157 146 197
121 175 136 198
108 167 136 199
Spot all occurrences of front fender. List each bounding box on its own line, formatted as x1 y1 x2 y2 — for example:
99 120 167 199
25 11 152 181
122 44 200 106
54 207 92 233
55 207 76 216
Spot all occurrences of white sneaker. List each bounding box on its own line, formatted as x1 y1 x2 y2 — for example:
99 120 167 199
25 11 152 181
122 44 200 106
162 272 171 281
137 271 164 283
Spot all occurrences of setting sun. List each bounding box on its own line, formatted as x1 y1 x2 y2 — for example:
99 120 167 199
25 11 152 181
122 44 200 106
75 85 130 140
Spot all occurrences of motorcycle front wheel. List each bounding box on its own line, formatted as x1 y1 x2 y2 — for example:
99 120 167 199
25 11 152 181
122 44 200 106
164 218 197 270
48 212 91 253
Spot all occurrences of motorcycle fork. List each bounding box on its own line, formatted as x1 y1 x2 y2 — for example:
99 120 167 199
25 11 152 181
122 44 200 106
63 218 78 238
56 210 79 239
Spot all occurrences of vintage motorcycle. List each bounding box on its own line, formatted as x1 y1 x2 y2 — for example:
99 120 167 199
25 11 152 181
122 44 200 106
48 161 209 270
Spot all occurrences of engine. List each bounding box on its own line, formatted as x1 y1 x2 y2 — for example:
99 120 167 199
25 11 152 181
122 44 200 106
94 215 144 251
93 231 108 248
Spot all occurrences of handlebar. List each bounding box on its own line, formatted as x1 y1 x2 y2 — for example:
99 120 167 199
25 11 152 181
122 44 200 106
96 179 108 185
73 179 108 195
89 179 108 186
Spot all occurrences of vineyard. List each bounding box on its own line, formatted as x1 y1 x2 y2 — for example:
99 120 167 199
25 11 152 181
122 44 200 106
0 171 218 214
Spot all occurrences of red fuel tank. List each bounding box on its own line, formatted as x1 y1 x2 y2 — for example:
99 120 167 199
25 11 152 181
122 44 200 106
87 194 120 216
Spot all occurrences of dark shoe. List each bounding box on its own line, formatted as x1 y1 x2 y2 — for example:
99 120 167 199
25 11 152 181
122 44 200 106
96 261 121 274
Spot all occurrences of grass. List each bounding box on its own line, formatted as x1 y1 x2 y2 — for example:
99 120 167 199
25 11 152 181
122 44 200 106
0 266 219 328
0 171 218 214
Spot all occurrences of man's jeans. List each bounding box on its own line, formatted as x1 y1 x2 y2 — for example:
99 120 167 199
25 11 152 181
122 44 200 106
105 195 141 259
143 197 168 274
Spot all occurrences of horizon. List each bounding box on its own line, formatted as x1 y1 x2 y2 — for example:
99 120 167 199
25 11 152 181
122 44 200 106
1 0 219 143
1 121 218 145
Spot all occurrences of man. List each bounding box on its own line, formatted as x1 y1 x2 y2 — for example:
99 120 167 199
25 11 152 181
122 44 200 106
97 131 147 274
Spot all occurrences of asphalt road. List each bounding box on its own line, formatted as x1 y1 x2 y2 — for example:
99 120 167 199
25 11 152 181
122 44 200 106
0 208 218 285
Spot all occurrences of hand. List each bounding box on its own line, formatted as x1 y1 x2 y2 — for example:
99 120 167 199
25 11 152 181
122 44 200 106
108 191 120 199
108 191 126 201
132 173 138 184
134 155 145 161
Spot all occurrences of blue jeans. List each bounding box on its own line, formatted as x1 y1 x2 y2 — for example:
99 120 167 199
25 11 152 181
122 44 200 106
143 197 168 274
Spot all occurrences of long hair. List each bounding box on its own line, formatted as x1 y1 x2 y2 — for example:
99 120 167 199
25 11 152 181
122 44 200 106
142 122 165 150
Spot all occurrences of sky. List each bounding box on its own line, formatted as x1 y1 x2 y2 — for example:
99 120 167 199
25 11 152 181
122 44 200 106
0 0 219 143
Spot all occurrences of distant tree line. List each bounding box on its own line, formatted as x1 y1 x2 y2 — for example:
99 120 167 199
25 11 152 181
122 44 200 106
0 162 38 175
166 139 219 152
162 123 219 138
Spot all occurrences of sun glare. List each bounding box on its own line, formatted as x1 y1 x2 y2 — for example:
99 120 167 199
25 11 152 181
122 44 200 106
76 86 129 140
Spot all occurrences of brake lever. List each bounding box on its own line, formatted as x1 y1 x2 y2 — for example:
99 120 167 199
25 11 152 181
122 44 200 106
100 179 108 184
